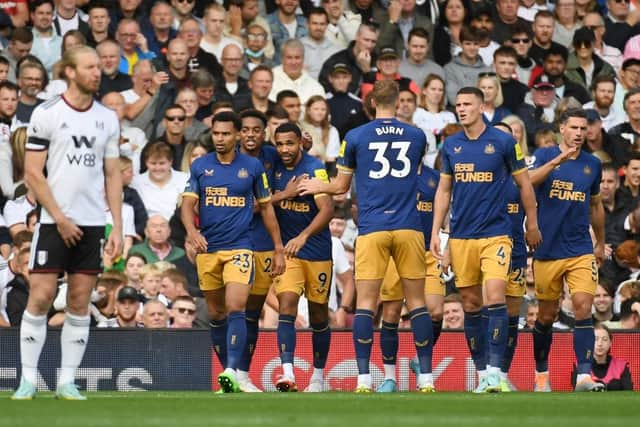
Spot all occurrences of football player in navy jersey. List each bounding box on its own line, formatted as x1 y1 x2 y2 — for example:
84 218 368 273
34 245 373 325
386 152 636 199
235 109 280 392
299 80 435 393
181 111 285 393
528 108 606 392
431 87 541 393
270 123 333 392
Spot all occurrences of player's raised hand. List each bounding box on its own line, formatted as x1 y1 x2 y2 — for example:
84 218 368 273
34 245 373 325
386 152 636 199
271 247 286 276
284 234 308 258
553 146 578 166
186 230 207 254
282 175 303 199
430 235 443 260
57 217 83 247
525 225 542 250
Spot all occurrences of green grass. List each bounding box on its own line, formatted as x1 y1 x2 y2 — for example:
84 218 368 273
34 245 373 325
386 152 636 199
1 392 637 427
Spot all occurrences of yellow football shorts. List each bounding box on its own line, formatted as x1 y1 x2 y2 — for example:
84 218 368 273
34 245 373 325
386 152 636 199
275 257 332 304
449 235 512 287
355 229 426 281
196 249 254 291
380 252 445 301
251 250 279 296
533 254 598 301
506 265 526 298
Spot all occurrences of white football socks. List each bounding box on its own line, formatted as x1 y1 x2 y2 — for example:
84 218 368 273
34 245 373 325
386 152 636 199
19 311 47 385
59 312 90 386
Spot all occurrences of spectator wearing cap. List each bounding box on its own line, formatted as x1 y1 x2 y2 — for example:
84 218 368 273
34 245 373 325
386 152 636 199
266 0 307 65
531 44 591 104
318 22 379 96
301 8 341 81
269 39 325 107
583 108 629 169
583 12 622 72
583 75 626 132
325 62 363 139
360 46 419 101
469 5 500 67
612 59 640 119
28 0 62 78
376 0 433 61
610 88 640 145
399 27 444 88
98 286 141 328
515 80 557 143
322 0 360 49
603 0 640 52
565 28 616 93
443 26 490 106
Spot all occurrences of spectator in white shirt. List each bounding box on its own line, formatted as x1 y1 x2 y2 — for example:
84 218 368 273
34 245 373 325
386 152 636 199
199 3 242 60
131 142 188 220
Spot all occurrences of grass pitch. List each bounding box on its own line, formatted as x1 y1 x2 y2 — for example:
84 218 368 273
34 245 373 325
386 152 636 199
1 392 637 427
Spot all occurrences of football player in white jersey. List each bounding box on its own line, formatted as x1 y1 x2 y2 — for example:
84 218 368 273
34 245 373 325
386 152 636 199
12 46 122 401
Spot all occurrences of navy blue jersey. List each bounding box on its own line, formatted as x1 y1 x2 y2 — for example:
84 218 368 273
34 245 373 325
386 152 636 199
249 145 279 251
505 179 527 269
273 153 332 261
184 152 270 253
417 167 440 249
337 118 426 235
531 146 601 260
440 126 527 239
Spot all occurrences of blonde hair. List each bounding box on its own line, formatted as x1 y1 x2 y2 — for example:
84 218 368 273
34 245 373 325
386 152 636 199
139 263 162 281
59 45 98 82
153 261 176 274
303 95 330 149
371 80 400 110
502 115 529 157
10 127 27 182
477 75 504 108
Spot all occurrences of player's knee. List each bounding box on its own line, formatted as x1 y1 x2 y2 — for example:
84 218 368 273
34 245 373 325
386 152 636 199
537 309 556 325
571 294 593 320
382 302 402 323
428 305 443 322
277 292 299 316
308 303 329 325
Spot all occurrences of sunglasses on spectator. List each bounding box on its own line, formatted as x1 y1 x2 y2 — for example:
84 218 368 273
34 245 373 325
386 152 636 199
177 0 195 3
511 37 530 44
176 307 196 314
613 0 630 3
165 115 186 122
479 72 497 78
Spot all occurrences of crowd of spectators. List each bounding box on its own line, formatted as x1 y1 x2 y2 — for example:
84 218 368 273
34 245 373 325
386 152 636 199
0 0 639 333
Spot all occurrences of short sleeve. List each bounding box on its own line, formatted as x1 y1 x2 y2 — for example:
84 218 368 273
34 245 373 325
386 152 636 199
440 142 452 176
253 161 271 203
331 238 350 275
505 137 526 174
182 164 200 199
25 106 53 151
104 111 121 159
531 148 547 170
326 127 341 159
337 137 356 172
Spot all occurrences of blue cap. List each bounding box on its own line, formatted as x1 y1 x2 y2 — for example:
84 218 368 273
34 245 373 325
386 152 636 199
584 109 601 122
